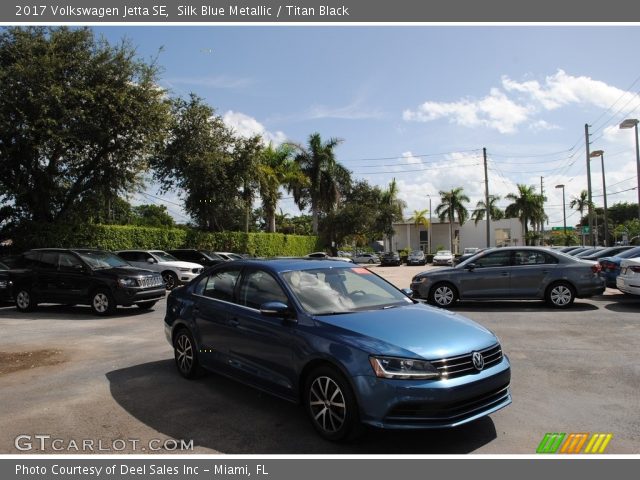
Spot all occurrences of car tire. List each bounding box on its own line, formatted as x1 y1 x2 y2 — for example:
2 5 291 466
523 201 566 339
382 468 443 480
428 282 458 307
15 288 36 312
137 301 157 310
546 282 575 308
304 365 361 442
173 328 202 379
162 271 179 290
90 288 117 316
368 259 374 264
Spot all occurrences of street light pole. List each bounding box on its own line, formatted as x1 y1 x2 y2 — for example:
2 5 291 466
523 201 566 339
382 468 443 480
590 150 608 246
620 119 640 222
556 184 567 244
426 194 432 255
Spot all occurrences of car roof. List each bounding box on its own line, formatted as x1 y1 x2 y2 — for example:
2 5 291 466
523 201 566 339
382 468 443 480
211 258 357 273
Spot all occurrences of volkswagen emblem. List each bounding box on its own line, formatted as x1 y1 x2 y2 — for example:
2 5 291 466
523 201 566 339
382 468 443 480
472 351 484 371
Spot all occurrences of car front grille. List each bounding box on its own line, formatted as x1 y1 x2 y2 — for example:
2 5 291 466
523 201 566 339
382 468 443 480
384 383 510 425
139 276 163 288
430 344 503 379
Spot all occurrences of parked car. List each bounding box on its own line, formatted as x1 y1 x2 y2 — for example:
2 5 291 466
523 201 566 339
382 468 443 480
558 246 583 253
432 250 454 266
576 246 633 261
616 258 640 296
305 252 354 263
165 259 511 441
455 247 489 265
116 250 204 290
0 261 12 302
352 253 380 264
380 251 401 266
406 250 426 266
167 249 227 268
213 252 244 261
565 247 592 256
574 247 607 258
598 246 640 288
9 249 165 315
411 247 605 308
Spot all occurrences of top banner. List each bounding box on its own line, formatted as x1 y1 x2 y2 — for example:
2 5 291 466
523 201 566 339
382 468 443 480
5 0 640 23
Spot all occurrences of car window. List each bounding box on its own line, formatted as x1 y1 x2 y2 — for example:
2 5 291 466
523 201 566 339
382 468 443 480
38 251 59 270
201 269 241 302
474 251 512 268
238 270 289 309
117 251 135 261
514 251 558 265
58 253 83 270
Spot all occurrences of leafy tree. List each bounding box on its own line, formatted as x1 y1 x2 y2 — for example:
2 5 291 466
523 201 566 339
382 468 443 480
151 95 242 231
570 189 592 245
377 178 407 249
0 27 169 224
472 195 504 225
505 184 544 246
408 209 430 229
132 204 175 228
436 187 470 252
292 133 350 234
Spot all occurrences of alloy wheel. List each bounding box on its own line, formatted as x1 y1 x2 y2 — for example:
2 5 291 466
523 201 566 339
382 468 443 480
434 286 454 306
175 333 194 374
92 293 109 313
309 376 347 434
550 285 572 306
16 291 30 310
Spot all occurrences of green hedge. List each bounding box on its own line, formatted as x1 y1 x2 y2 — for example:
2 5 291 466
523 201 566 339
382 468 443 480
8 223 321 257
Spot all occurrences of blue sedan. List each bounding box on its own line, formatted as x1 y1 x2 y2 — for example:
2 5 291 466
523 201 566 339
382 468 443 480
598 246 640 288
164 259 511 441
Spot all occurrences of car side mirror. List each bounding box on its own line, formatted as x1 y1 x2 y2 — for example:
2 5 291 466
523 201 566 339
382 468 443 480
401 288 413 297
260 301 295 320
465 263 477 271
146 258 155 264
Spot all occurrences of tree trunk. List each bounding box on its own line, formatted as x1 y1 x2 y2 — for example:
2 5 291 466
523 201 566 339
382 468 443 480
311 206 319 235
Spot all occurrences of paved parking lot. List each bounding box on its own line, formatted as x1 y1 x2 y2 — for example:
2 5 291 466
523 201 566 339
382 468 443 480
0 264 639 454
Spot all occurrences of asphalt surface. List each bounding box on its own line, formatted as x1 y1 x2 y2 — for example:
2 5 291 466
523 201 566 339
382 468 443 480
0 264 639 454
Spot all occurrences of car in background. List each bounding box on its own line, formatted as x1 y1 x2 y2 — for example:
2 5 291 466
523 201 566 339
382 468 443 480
305 252 354 263
577 246 633 261
212 252 244 261
352 252 380 264
455 247 489 265
9 249 165 315
574 247 607 258
411 247 605 308
406 250 426 266
165 259 511 441
167 249 227 268
116 250 204 290
380 251 401 266
616 258 640 296
0 261 12 302
432 250 454 266
565 247 592 256
598 246 640 288
557 246 583 253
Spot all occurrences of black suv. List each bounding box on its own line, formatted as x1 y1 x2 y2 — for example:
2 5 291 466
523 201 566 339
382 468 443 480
380 251 401 266
0 261 12 302
166 249 227 267
10 249 165 315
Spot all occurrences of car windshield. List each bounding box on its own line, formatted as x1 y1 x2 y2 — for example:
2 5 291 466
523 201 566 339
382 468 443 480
409 251 423 256
0 261 8 270
151 251 178 262
76 251 130 269
281 267 411 315
436 251 452 256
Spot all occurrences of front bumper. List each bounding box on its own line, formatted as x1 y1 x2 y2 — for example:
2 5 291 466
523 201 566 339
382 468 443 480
353 355 511 429
113 286 166 306
176 270 201 284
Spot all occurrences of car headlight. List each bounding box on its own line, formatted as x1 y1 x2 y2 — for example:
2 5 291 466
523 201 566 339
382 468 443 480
178 267 190 272
369 356 440 379
118 277 138 287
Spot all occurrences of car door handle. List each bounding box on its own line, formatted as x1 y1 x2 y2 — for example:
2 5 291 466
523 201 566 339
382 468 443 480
228 318 240 327
501 271 509 276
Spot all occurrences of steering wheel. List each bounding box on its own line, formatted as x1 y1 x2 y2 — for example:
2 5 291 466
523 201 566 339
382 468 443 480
351 290 366 296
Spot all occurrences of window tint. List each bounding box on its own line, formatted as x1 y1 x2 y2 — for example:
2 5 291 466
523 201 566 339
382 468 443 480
38 252 59 270
201 269 241 302
514 250 558 265
58 253 83 270
474 251 512 268
118 251 135 261
239 270 289 309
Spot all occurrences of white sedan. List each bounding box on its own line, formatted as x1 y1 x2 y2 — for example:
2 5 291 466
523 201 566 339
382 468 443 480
616 258 640 296
432 250 454 266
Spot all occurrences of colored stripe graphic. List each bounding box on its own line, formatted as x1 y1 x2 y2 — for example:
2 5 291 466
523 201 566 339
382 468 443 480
584 433 613 454
537 433 566 453
560 433 589 454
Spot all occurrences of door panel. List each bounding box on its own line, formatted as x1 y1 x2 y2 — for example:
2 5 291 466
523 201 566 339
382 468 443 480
509 250 559 298
57 252 89 303
458 250 513 298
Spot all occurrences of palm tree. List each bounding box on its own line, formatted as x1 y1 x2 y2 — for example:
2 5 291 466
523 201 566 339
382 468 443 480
471 195 504 225
505 184 545 246
569 189 592 246
258 143 306 233
380 178 407 250
292 133 350 234
436 187 470 253
407 209 430 251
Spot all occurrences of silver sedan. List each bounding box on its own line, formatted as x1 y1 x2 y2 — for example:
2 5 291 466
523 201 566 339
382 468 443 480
410 247 605 308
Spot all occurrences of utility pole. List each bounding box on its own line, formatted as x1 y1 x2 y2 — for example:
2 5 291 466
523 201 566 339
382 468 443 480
483 147 490 248
585 123 594 246
540 176 544 246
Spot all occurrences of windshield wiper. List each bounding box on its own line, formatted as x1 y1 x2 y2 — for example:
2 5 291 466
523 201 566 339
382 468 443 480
315 311 355 316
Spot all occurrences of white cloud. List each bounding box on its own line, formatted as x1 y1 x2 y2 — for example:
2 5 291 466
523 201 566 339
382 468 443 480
403 88 532 134
223 111 287 146
529 120 560 132
307 96 383 120
402 151 422 165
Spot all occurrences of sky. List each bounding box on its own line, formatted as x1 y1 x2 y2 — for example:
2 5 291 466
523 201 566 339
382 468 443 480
94 26 640 228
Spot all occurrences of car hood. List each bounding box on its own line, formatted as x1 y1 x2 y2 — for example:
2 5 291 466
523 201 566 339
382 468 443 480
314 304 497 360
